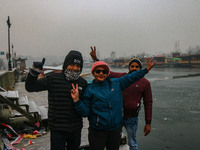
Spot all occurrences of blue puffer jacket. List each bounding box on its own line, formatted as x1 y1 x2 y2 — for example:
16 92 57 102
74 68 148 131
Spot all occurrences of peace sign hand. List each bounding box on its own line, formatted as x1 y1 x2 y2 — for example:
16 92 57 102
90 46 98 61
146 57 156 71
71 84 79 102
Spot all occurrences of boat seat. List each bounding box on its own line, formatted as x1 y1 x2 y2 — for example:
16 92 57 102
18 96 29 112
0 87 7 92
0 90 19 104
28 101 41 121
38 106 48 120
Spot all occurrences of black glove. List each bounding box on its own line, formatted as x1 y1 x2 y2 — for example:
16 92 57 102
30 58 45 77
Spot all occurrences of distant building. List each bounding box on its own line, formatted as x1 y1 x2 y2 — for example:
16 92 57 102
172 52 181 58
176 54 200 68
13 56 27 71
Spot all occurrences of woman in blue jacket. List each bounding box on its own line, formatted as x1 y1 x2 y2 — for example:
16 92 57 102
71 59 155 150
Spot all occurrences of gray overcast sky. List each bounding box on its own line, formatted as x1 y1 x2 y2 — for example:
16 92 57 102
0 0 200 59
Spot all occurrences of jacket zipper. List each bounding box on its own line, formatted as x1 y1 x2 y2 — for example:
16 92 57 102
96 116 99 126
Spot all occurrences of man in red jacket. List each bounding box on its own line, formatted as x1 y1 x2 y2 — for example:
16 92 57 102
90 46 153 150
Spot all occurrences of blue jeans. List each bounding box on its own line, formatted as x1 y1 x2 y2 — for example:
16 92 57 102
123 117 138 150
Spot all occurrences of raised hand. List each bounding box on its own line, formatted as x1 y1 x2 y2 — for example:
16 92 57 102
33 58 45 71
90 46 98 61
146 57 156 71
71 84 79 102
30 58 46 76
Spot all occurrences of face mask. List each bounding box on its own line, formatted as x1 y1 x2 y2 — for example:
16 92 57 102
64 70 80 81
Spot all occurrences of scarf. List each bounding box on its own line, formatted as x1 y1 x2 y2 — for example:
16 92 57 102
64 70 80 81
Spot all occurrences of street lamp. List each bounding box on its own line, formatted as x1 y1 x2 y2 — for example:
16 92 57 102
7 16 12 71
12 44 14 67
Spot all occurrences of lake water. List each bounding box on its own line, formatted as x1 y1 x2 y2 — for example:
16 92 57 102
82 67 200 150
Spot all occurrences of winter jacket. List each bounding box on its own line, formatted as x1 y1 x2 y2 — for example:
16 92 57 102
110 71 152 124
25 73 87 132
74 68 148 131
25 50 87 132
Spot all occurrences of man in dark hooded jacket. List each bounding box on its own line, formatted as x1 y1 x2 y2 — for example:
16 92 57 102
25 50 88 150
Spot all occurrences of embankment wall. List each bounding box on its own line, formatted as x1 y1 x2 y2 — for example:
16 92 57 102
0 69 19 90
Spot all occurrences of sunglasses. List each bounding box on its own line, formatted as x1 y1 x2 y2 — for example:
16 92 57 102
94 69 108 74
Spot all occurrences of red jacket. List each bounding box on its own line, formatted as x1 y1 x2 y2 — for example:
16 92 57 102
109 71 152 124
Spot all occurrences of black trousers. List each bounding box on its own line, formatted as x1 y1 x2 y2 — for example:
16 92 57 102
88 127 122 150
50 129 81 150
